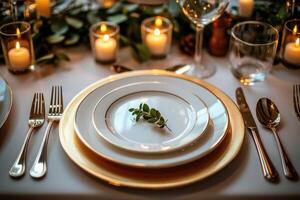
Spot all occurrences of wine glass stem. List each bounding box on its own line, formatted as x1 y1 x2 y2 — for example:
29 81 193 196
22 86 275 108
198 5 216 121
194 24 204 69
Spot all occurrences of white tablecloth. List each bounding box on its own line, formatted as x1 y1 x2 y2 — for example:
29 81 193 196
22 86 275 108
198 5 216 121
0 46 300 199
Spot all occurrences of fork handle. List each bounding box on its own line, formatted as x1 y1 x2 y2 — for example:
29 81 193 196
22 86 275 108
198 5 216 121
30 121 54 178
9 127 34 178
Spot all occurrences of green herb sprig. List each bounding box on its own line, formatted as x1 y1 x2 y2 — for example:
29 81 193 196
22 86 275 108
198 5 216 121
129 103 171 132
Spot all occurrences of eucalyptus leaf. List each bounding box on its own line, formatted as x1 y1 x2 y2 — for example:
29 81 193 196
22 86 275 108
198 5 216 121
51 20 69 35
87 11 101 24
47 34 65 44
131 43 151 63
107 1 122 14
56 52 70 61
107 14 127 24
64 33 80 45
123 4 138 13
36 54 55 64
65 16 83 29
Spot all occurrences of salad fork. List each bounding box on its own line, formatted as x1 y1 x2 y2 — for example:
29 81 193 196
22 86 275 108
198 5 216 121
9 93 45 178
30 86 63 178
293 85 300 121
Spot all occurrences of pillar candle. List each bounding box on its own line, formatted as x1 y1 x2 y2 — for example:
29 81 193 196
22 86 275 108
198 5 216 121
8 41 31 69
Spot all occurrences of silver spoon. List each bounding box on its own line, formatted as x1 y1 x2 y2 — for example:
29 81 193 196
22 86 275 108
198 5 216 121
111 64 192 74
256 98 298 180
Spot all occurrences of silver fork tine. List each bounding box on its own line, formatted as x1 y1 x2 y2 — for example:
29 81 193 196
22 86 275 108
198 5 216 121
55 86 59 113
296 85 300 117
293 85 300 120
30 93 37 117
41 94 45 116
49 86 54 114
59 86 63 113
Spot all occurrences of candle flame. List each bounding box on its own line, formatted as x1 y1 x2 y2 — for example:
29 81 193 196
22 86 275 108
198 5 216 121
296 38 300 46
100 24 107 33
103 34 110 41
293 26 298 35
16 41 20 50
16 28 21 38
154 28 160 36
155 17 163 27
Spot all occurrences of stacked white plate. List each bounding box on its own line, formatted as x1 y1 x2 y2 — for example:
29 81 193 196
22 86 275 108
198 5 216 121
59 70 245 189
0 75 12 128
74 73 229 168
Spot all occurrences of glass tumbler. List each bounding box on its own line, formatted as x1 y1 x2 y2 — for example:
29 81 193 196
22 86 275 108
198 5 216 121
229 21 279 85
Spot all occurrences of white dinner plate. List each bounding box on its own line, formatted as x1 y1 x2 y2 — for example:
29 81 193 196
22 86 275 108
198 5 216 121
92 81 209 153
0 75 12 129
74 74 228 168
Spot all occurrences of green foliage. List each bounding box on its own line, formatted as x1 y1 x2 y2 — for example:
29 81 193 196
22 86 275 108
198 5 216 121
129 103 171 132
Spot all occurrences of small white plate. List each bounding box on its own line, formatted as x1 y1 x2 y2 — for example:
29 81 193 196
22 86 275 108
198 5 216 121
0 76 12 129
74 74 228 168
92 81 209 153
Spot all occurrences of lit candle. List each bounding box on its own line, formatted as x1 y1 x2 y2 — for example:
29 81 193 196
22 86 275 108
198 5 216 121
35 0 51 18
94 24 117 62
238 0 254 17
284 38 300 64
8 41 31 70
145 17 167 56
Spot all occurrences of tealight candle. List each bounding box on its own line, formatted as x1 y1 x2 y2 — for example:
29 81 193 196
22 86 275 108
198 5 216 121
238 0 254 17
90 22 119 63
8 41 31 70
35 0 51 18
146 28 167 56
141 16 172 58
284 38 300 64
95 34 117 61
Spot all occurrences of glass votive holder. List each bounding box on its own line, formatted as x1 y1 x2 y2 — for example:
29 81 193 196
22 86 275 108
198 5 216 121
90 22 119 64
229 21 279 85
280 19 300 69
0 21 35 73
141 16 173 59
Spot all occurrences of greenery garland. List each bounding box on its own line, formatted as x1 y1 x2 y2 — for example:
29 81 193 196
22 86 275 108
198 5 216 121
0 0 295 66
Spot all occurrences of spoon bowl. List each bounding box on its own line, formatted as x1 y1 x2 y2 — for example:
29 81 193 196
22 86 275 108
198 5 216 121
256 98 280 128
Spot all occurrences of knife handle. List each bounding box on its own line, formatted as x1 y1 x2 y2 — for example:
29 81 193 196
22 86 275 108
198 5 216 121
249 127 278 182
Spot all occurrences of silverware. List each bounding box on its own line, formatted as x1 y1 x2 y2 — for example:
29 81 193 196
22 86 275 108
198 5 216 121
9 93 45 178
256 98 298 180
111 64 192 74
30 86 63 178
235 87 278 182
293 85 300 121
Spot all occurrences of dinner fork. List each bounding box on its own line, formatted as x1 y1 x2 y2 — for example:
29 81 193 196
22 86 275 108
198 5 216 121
30 86 63 178
9 93 45 178
293 85 300 121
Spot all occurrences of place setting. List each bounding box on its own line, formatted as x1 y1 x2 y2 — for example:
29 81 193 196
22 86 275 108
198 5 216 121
0 0 300 198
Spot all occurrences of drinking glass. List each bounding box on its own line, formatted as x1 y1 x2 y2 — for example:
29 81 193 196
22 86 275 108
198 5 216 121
178 0 230 78
229 21 279 85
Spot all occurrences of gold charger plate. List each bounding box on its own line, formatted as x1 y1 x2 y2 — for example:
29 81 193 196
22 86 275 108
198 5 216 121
59 70 245 189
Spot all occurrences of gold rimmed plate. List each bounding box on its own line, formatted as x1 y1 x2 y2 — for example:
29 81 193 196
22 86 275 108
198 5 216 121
59 70 245 188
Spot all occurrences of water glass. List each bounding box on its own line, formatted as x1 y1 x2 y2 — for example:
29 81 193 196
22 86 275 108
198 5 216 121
229 21 279 85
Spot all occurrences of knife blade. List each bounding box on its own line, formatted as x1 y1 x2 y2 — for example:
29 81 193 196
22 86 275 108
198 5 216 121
111 64 191 74
235 87 278 182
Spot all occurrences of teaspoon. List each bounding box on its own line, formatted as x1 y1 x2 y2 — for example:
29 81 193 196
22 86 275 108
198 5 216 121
256 98 298 180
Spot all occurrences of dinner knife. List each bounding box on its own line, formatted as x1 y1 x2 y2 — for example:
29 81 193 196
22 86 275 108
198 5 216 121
111 64 192 74
235 87 278 182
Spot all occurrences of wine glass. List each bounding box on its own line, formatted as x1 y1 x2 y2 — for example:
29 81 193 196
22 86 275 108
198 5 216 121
178 0 230 78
